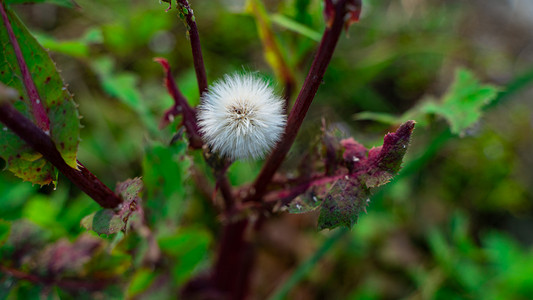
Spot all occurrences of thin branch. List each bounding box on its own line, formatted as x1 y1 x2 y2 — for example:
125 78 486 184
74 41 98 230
263 174 342 206
177 0 208 96
154 58 203 149
216 174 234 212
0 2 50 132
246 0 350 203
0 97 122 209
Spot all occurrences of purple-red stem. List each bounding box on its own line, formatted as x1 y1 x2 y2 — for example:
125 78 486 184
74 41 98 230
208 1 351 298
177 0 208 96
154 58 203 148
0 2 50 132
0 265 113 291
0 100 122 209
247 0 349 203
211 219 252 299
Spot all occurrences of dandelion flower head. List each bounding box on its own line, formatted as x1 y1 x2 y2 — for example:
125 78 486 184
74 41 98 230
197 73 286 160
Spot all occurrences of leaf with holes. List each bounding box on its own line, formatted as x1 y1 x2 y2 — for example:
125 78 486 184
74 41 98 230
287 121 415 230
0 7 80 185
318 179 370 230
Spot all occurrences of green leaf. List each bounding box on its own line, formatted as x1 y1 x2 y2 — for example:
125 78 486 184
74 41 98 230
22 195 60 228
81 178 143 235
420 68 499 135
80 209 124 235
0 8 80 185
142 138 191 227
0 220 11 246
353 111 399 125
270 13 321 42
91 57 158 134
127 268 157 297
4 0 77 8
158 228 212 284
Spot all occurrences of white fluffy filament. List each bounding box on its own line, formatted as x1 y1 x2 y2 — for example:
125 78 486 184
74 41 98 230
197 73 286 160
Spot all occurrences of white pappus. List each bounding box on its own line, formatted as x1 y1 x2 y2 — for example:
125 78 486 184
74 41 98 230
197 73 286 160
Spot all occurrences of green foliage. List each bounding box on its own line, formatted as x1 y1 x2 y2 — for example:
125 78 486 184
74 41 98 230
127 268 158 297
33 28 103 58
4 0 76 8
158 228 212 284
270 13 321 42
91 57 158 134
355 69 500 136
142 137 191 228
0 220 10 246
420 69 499 135
0 7 80 185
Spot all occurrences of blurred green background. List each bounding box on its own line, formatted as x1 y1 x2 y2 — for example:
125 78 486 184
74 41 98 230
1 0 533 299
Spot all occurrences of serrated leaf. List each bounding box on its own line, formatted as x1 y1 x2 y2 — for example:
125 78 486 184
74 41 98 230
0 8 80 185
4 0 77 8
421 68 499 135
363 121 414 187
81 178 143 235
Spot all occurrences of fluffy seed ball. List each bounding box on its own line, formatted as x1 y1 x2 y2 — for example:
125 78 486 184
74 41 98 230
197 73 286 160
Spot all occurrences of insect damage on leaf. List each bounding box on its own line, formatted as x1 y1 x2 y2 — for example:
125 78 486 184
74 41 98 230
81 178 143 235
286 121 415 230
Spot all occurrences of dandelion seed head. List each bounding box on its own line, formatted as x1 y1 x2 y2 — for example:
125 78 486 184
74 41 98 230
197 73 286 160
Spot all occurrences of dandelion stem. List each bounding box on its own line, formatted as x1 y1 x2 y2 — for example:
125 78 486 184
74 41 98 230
247 0 350 203
177 0 208 96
